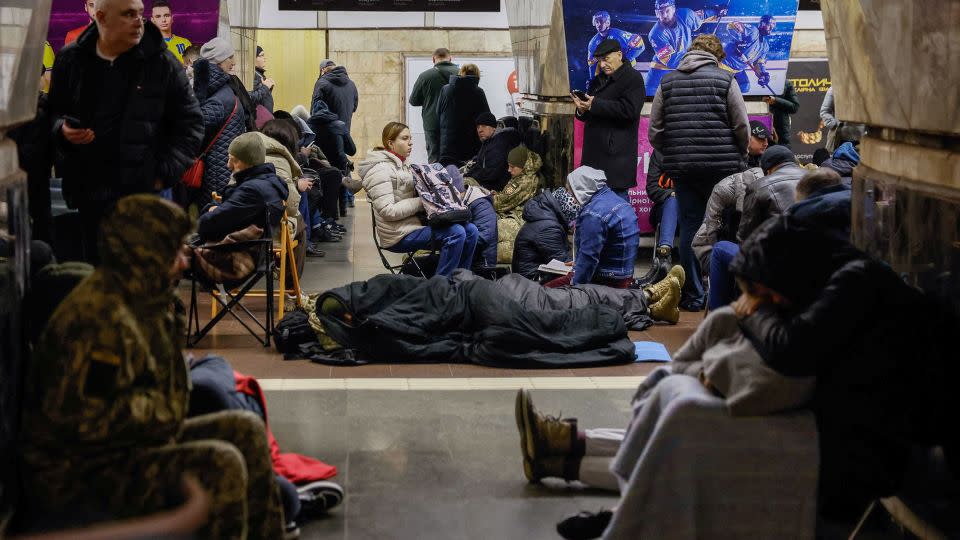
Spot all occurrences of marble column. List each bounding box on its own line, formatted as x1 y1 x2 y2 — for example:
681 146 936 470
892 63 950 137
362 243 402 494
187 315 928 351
822 0 960 305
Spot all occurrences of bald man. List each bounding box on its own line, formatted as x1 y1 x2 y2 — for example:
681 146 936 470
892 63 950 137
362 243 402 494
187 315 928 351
47 0 203 264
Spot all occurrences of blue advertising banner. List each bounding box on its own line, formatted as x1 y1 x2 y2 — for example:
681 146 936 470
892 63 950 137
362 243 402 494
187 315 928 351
562 0 800 96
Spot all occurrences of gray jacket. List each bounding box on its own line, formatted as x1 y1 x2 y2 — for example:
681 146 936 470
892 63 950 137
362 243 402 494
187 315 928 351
737 163 806 242
692 167 762 272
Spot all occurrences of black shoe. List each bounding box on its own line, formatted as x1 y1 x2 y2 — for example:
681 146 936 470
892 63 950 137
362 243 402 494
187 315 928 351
556 510 613 540
297 481 344 519
311 225 342 243
306 244 326 257
679 298 705 312
330 222 347 233
632 245 672 288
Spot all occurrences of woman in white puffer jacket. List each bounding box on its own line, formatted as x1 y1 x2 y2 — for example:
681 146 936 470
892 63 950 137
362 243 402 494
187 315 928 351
359 122 479 277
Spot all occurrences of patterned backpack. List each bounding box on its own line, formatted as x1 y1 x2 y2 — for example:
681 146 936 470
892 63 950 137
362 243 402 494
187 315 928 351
409 163 472 227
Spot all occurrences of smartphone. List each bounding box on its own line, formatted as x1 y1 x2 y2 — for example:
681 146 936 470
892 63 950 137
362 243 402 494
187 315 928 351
63 116 84 129
572 90 588 101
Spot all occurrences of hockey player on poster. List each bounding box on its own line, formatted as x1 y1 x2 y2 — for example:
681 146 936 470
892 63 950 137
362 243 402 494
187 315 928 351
586 10 645 86
722 15 776 93
644 0 727 95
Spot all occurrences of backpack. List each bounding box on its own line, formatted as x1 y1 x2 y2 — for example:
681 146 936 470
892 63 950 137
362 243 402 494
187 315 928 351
409 163 472 227
274 310 319 355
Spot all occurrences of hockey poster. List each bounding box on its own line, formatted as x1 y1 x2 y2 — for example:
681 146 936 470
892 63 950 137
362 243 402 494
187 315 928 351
562 0 801 96
47 0 220 54
278 0 500 10
786 58 830 164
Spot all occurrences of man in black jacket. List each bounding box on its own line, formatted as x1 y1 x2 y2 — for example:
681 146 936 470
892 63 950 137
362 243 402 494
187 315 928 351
464 112 522 192
48 0 202 264
311 60 359 133
572 38 645 201
648 34 749 310
737 145 805 242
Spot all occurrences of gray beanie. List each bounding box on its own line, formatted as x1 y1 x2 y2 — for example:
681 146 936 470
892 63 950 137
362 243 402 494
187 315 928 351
200 37 235 64
228 133 266 166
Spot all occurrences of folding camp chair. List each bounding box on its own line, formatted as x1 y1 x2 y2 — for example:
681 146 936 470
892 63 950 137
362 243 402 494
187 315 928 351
186 213 276 347
369 204 434 278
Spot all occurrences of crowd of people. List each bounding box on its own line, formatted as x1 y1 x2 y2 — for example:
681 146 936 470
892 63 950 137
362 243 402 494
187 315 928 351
4 0 956 539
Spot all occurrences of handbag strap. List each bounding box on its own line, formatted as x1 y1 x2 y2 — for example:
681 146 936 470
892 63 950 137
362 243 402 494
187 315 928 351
202 97 239 157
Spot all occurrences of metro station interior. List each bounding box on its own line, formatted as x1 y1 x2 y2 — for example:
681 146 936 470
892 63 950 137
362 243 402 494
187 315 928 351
1 0 958 538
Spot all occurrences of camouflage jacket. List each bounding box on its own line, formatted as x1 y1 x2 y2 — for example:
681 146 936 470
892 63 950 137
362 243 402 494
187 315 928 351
20 196 193 481
493 151 543 215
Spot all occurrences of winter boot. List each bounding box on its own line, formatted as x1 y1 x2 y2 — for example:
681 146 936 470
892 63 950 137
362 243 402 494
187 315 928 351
632 245 672 288
649 278 681 324
515 389 577 462
556 510 614 540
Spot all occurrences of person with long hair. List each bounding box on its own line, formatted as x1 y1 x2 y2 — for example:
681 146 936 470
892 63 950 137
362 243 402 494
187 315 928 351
359 122 479 277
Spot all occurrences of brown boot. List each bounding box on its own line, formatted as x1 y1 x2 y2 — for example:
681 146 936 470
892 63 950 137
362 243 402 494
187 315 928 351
667 265 685 289
515 389 577 462
650 279 681 324
644 274 679 303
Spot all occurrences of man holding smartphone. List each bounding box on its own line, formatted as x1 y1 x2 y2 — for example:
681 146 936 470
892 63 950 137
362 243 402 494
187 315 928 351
49 0 202 264
572 38 645 202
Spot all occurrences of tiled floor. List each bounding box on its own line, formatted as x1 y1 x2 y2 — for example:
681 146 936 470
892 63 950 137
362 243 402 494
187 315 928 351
182 197 702 380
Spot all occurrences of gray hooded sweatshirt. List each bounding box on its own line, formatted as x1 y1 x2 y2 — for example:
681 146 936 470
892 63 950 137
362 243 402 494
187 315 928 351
566 165 608 206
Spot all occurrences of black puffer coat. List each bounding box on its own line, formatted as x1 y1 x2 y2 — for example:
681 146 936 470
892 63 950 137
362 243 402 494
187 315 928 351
466 127 522 191
316 274 635 368
194 59 249 197
437 75 490 167
733 217 956 515
48 22 202 207
311 66 359 132
512 191 571 279
578 62 645 190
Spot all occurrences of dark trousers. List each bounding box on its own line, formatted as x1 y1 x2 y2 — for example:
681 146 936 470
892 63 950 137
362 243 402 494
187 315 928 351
674 179 719 309
307 166 344 221
78 201 115 265
27 169 53 244
424 129 440 164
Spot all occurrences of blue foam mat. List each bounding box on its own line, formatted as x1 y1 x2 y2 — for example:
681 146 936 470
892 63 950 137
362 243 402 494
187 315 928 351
634 341 671 363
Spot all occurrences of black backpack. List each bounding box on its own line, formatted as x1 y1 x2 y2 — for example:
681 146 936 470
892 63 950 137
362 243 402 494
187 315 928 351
274 310 318 355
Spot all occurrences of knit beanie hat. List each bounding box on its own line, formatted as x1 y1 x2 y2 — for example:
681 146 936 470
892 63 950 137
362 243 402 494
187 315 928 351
759 145 797 174
200 37 235 64
507 146 529 169
256 46 264 57
228 133 266 166
475 112 497 128
552 186 581 224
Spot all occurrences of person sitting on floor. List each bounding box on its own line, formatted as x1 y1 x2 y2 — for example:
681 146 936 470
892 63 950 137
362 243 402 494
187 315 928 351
493 146 543 264
787 167 851 241
545 166 639 291
194 132 288 284
462 112 522 192
512 187 579 280
19 195 286 538
820 140 860 185
360 121 479 278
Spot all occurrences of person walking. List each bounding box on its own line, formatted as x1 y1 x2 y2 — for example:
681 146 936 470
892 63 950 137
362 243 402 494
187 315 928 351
437 64 491 167
648 33 749 310
409 48 459 163
311 59 359 133
572 38 645 201
47 0 202 264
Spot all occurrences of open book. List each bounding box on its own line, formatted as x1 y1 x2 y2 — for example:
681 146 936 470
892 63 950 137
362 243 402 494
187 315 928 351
537 259 572 276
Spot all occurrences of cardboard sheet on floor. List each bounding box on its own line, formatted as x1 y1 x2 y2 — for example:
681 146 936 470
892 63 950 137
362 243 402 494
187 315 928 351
635 341 671 362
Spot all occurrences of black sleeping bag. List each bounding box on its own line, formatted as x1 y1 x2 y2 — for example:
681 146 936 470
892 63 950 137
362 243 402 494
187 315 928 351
314 274 635 368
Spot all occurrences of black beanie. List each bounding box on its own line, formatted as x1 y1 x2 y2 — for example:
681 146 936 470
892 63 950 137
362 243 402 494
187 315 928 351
475 112 497 128
256 46 264 57
759 145 796 173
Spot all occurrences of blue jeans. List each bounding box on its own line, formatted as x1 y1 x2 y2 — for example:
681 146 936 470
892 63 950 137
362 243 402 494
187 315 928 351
389 223 479 277
674 179 716 309
657 196 679 249
708 241 740 311
612 188 630 202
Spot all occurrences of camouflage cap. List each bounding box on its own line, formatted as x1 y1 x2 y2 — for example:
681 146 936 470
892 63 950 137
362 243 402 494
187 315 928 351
98 195 193 280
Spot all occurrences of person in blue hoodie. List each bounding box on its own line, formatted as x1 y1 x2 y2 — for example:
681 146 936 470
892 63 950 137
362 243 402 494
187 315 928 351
821 141 860 185
546 166 639 288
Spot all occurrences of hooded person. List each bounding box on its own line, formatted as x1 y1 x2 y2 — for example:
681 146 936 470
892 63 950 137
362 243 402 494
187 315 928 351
306 98 356 175
512 186 577 279
821 141 860 184
19 195 286 539
463 112 522 191
311 59 359 132
545 166 640 289
493 147 544 264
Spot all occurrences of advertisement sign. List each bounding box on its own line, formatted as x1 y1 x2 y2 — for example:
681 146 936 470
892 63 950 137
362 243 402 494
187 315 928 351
562 0 800 96
786 58 830 164
573 114 772 233
48 0 220 54
279 0 499 11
